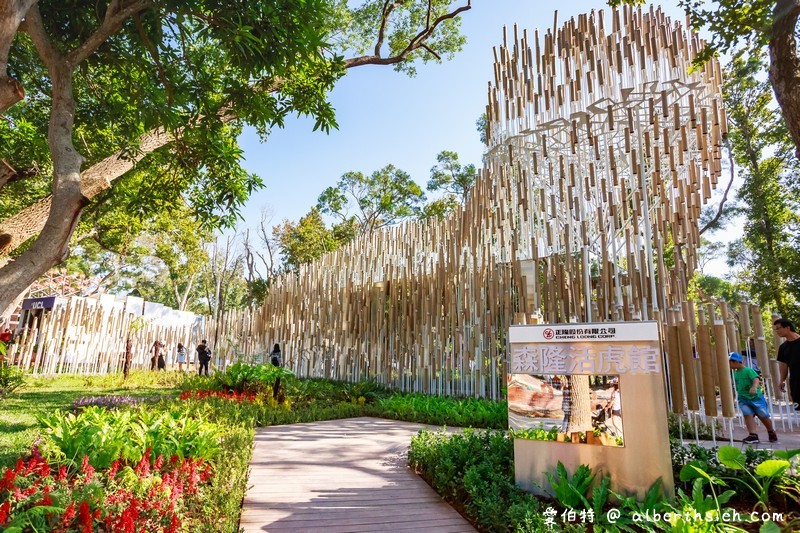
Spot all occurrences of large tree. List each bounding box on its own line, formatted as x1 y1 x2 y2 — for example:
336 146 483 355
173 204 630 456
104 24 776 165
273 207 356 271
317 164 426 233
723 49 800 317
426 149 476 204
0 0 471 313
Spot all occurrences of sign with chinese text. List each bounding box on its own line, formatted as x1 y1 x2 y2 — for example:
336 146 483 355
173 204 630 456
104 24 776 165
508 321 674 499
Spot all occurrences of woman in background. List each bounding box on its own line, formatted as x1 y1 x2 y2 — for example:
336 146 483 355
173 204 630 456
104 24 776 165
176 342 187 372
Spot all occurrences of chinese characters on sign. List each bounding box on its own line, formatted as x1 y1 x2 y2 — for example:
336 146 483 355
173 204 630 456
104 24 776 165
511 344 661 375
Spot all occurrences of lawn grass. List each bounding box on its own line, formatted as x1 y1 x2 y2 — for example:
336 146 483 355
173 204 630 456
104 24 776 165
0 370 182 467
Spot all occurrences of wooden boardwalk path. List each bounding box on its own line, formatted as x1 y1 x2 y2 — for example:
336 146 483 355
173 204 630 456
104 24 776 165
240 417 476 532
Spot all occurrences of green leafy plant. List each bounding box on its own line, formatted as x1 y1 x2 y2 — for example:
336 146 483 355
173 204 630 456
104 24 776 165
609 479 671 531
0 359 25 398
716 445 790 512
545 461 596 509
509 424 559 441
38 405 222 469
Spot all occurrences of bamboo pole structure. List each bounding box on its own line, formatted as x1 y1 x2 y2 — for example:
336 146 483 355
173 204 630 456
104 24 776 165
7 7 788 415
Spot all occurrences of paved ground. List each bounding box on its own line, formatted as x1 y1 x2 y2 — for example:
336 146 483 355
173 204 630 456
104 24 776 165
240 417 476 532
676 403 800 451
240 414 800 532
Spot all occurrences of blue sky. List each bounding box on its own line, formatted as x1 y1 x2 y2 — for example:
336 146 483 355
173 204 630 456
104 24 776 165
236 0 687 227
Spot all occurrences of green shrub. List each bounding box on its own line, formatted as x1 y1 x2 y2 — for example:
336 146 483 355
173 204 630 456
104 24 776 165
0 359 26 397
409 428 550 531
379 393 507 428
38 405 223 468
213 362 294 394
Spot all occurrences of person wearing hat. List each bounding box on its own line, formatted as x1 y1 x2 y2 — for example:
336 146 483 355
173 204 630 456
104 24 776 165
729 351 777 444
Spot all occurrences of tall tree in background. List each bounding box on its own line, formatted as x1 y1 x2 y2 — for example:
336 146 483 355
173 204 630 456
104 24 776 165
273 208 356 271
317 165 426 233
419 149 477 219
427 150 477 204
0 0 472 314
723 50 800 317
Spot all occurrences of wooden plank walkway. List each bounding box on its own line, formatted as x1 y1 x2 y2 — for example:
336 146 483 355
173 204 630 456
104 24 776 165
240 417 476 532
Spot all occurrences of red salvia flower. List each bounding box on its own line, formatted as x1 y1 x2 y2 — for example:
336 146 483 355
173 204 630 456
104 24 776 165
39 485 53 506
168 512 180 533
1 468 16 490
107 459 120 479
57 464 68 481
135 450 151 477
78 501 92 533
62 502 76 525
0 500 11 524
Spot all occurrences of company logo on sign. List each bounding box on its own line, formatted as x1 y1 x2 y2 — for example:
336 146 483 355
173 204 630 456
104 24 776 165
550 326 617 340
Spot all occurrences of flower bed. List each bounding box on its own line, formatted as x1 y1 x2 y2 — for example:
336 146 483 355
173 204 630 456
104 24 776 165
1 452 213 532
179 389 258 403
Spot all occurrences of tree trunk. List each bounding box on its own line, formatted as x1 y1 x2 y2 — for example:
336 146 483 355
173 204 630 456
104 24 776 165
566 374 592 434
0 0 36 113
769 0 800 158
0 62 86 313
0 127 173 255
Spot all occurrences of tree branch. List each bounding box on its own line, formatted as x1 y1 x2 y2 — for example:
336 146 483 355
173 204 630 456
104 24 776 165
0 159 17 189
699 140 736 235
375 1 402 56
66 0 152 67
0 0 37 113
19 3 63 72
345 0 471 68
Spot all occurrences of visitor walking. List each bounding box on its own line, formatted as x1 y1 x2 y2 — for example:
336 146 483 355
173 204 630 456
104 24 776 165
197 339 211 376
270 343 282 367
176 342 187 372
776 319 800 410
730 351 777 444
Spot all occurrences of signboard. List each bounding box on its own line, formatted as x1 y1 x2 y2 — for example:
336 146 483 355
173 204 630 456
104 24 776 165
21 296 58 310
509 321 673 499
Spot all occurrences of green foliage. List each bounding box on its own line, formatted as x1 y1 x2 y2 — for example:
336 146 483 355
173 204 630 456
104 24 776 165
545 462 596 510
609 479 671 531
693 274 743 307
213 362 294 394
2 0 341 227
377 393 507 428
317 165 426 233
722 49 800 317
345 0 467 76
0 359 26 398
715 446 791 511
426 150 477 204
38 406 223 469
273 208 351 270
408 428 549 532
509 424 559 442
